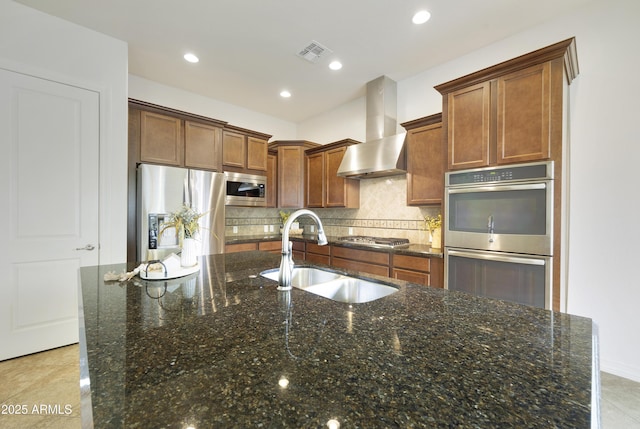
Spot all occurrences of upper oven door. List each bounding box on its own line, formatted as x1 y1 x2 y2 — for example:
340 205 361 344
445 180 553 255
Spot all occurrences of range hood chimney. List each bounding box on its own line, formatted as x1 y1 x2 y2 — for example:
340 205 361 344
337 76 407 179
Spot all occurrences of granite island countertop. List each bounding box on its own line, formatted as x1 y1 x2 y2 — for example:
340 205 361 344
79 251 594 428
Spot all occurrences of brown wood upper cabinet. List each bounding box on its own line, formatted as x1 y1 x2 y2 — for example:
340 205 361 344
401 114 444 205
266 149 278 208
435 38 579 171
305 139 360 209
139 110 184 166
269 140 320 208
184 121 224 171
222 125 271 173
131 99 226 172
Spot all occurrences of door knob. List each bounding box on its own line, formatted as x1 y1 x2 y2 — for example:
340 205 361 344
75 244 95 251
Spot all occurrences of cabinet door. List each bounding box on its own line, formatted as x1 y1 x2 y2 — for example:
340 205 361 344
184 121 222 171
292 241 305 261
140 111 183 166
496 62 551 164
266 152 277 208
247 137 268 171
325 146 359 208
407 122 443 205
306 152 325 207
447 81 491 170
278 146 305 208
222 130 246 168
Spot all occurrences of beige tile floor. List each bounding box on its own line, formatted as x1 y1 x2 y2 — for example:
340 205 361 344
0 345 80 429
0 344 638 428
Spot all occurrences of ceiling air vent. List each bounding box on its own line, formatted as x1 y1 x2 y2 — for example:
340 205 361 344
296 40 332 63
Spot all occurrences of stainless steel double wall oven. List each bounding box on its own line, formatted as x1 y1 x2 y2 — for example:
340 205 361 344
444 161 554 309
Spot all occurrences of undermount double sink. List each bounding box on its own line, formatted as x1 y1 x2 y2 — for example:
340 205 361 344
260 267 398 304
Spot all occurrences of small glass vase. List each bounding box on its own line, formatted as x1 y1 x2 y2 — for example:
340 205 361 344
181 237 198 267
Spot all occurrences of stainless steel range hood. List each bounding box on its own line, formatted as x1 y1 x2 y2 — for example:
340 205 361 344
337 76 407 179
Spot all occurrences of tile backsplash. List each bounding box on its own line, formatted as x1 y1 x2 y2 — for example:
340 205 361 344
225 175 441 245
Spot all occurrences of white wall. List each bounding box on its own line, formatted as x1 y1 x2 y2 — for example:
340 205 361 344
0 1 128 264
129 75 297 141
299 0 640 381
297 97 366 144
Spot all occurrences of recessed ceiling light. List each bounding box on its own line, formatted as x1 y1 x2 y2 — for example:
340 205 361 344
280 90 291 98
412 10 431 24
329 60 343 71
183 53 199 63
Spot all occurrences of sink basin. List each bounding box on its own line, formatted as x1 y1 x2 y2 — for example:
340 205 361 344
260 267 342 287
304 277 398 303
260 267 398 303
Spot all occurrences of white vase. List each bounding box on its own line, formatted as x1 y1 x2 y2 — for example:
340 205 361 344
430 227 442 249
181 237 198 267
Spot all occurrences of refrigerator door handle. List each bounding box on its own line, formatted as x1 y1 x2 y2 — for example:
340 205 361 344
183 172 191 207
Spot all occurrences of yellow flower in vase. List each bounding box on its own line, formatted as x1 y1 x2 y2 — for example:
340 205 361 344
424 214 442 248
161 204 207 242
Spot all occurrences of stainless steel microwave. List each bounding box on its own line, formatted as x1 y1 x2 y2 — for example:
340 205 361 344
224 172 266 207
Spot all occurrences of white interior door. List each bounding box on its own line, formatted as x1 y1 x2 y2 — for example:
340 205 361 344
0 68 99 361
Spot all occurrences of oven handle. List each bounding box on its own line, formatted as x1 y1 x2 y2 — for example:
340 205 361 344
447 183 547 194
447 249 546 266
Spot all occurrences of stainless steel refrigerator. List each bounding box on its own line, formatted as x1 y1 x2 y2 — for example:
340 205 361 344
137 163 225 261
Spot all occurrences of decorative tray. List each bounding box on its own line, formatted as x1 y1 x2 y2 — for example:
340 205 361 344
139 254 201 280
140 264 200 280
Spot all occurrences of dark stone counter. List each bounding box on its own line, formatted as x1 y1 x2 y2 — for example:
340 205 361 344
79 251 593 428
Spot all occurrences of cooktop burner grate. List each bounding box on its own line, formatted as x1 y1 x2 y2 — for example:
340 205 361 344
336 236 410 248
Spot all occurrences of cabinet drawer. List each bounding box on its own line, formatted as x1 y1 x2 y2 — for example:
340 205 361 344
225 242 257 253
331 258 389 277
306 253 330 265
332 246 389 265
258 240 281 252
292 241 305 252
392 254 430 273
307 243 330 256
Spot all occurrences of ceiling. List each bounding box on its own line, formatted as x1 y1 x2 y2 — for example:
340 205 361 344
16 0 594 123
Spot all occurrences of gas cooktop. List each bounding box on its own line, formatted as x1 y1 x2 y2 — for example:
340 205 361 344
336 236 410 249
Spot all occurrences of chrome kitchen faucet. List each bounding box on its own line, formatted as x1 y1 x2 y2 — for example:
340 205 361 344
278 209 328 290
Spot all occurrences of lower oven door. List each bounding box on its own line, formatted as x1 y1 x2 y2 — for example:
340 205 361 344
445 248 552 309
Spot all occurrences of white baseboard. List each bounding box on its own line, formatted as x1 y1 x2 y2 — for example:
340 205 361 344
600 360 640 383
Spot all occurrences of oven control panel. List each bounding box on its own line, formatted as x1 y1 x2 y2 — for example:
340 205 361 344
446 161 553 186
470 170 513 183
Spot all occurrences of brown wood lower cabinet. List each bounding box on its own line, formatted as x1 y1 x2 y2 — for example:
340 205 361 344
331 246 390 278
306 242 330 265
292 241 305 261
392 254 443 288
226 240 284 255
258 240 281 254
225 242 258 253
